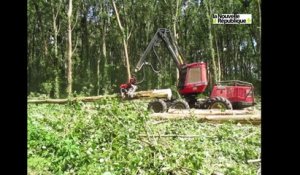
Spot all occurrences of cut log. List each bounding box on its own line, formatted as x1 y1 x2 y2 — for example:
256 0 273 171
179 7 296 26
130 88 172 100
167 109 257 115
28 94 118 104
28 99 69 104
28 88 172 104
149 113 261 124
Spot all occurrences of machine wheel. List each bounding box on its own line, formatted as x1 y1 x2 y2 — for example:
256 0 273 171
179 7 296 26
169 99 190 110
148 99 167 113
208 96 232 110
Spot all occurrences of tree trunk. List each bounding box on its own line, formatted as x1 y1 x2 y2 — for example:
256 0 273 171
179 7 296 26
102 25 107 90
204 0 218 83
80 5 91 84
51 1 61 98
257 0 261 79
99 3 108 95
173 0 179 40
215 34 221 81
67 0 73 97
149 113 260 124
96 48 101 95
173 0 180 85
111 0 131 80
234 39 239 79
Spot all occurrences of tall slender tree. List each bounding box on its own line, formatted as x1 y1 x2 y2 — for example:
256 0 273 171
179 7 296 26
111 0 131 81
67 0 73 97
50 0 62 98
204 0 218 83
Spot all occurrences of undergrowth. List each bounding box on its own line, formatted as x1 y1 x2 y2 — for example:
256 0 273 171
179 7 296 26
28 98 260 175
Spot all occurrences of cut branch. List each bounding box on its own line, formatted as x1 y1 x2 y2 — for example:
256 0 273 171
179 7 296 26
247 159 261 163
139 134 201 138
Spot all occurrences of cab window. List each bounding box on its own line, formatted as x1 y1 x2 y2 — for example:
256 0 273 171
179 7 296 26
187 67 201 83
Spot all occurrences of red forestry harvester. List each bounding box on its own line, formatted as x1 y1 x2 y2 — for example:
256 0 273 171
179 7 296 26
120 28 255 112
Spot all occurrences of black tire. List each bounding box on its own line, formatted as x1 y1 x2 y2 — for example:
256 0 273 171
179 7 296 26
169 99 190 110
148 99 167 113
208 96 232 109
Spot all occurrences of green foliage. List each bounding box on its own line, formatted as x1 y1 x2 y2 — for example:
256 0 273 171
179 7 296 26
41 82 53 97
28 99 260 174
196 93 209 99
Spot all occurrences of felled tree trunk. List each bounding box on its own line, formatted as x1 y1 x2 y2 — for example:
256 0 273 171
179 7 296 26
167 109 256 115
130 89 172 100
149 112 260 124
28 89 172 104
28 94 118 104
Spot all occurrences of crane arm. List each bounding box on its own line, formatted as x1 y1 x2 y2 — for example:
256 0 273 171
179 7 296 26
135 28 185 72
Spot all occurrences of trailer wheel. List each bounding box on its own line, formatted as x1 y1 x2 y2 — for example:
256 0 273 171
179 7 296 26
148 99 167 113
170 99 190 110
209 97 232 110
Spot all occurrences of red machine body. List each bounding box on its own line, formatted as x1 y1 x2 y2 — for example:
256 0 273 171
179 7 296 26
120 76 138 98
120 83 129 89
210 81 255 108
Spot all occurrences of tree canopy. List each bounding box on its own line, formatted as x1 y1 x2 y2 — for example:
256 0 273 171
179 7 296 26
28 0 261 98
